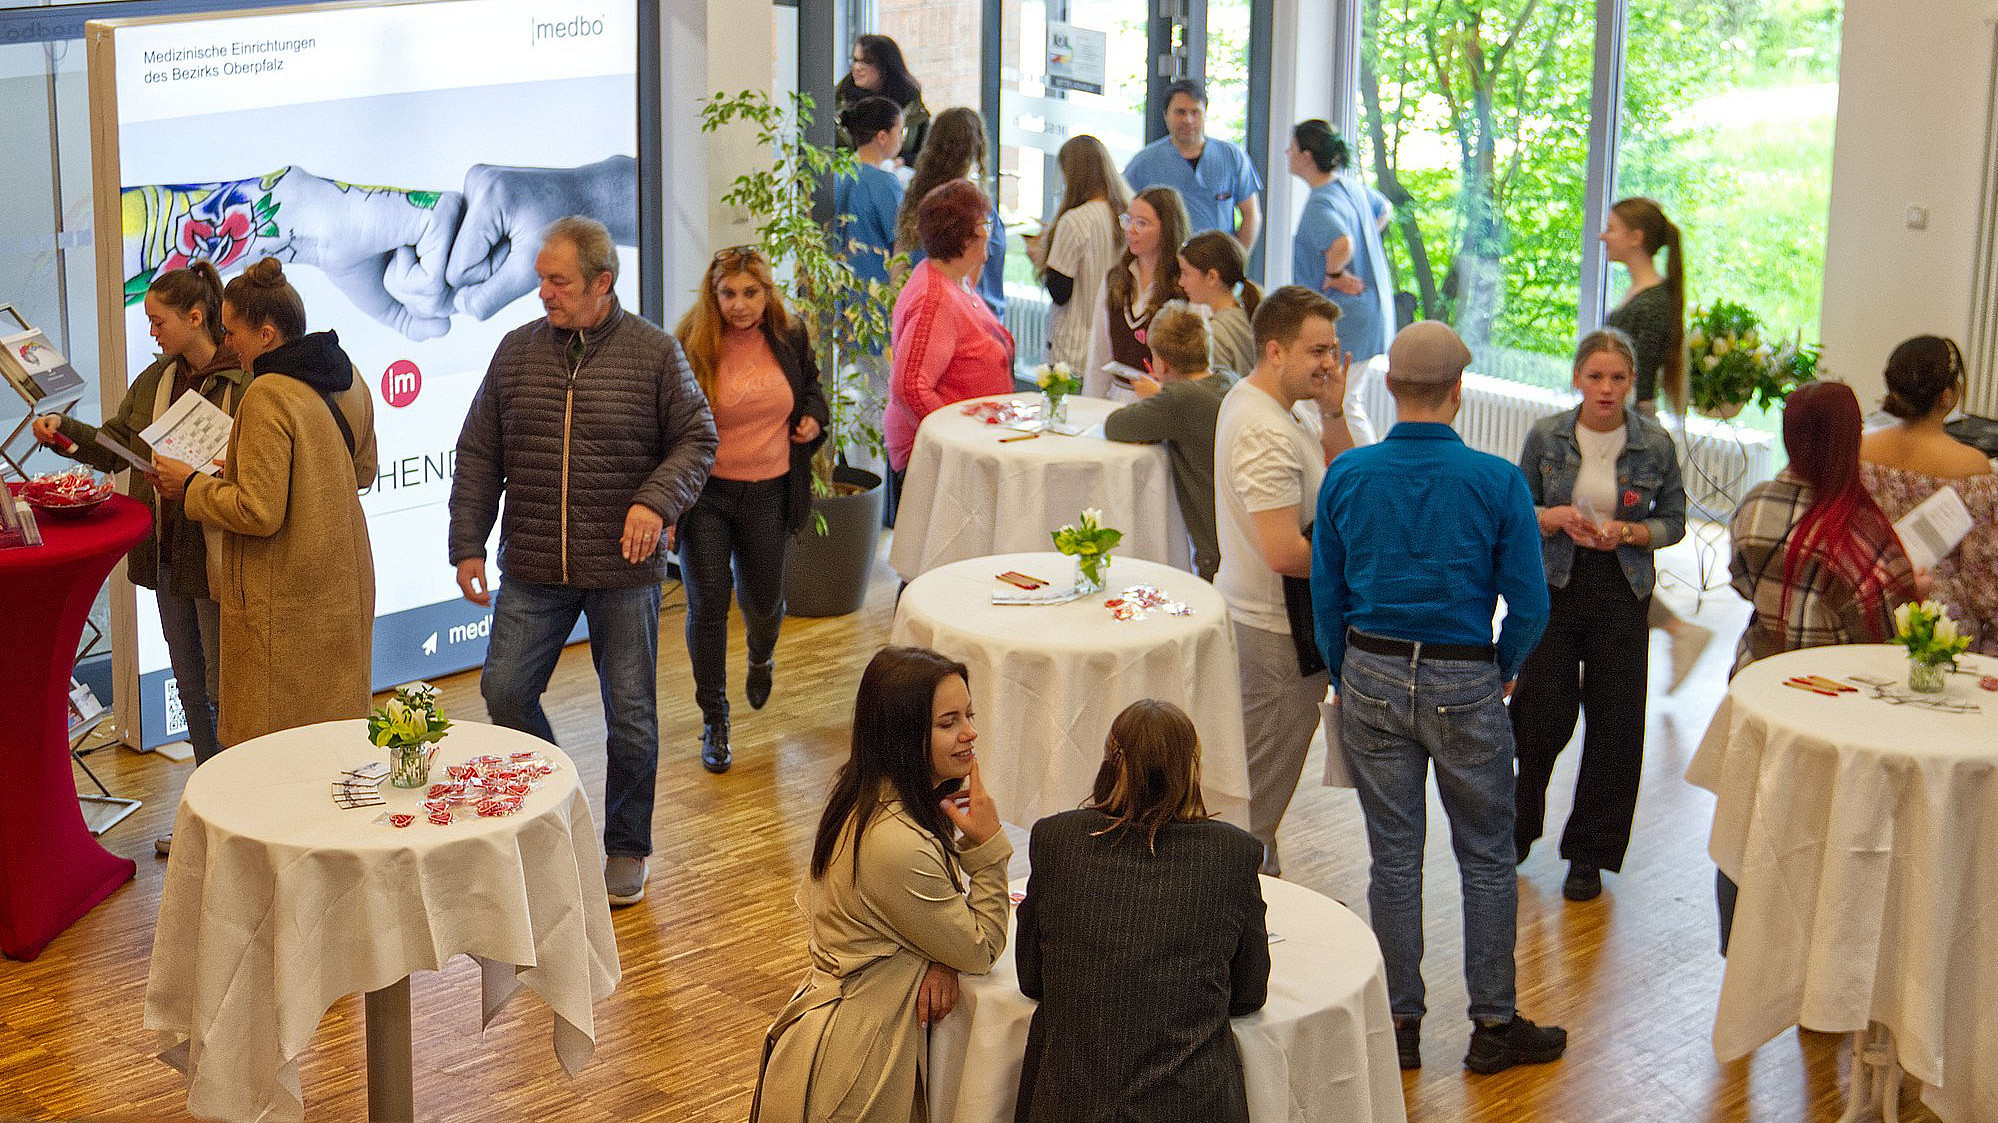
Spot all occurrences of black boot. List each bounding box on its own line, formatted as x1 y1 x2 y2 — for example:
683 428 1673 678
747 660 773 710
701 721 731 774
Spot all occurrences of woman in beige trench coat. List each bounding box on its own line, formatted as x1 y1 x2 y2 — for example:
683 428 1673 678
752 646 1012 1122
155 257 377 749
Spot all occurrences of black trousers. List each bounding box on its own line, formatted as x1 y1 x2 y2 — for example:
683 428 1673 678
1510 548 1651 872
678 475 790 728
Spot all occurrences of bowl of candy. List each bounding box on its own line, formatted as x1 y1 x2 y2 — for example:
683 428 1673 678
20 467 115 520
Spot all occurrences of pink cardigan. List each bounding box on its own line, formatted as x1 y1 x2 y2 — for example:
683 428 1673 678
887 259 1015 469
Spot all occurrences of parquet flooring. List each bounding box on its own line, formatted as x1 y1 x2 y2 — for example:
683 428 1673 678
1 533 1941 1121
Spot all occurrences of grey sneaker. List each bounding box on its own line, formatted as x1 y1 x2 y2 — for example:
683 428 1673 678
605 855 647 907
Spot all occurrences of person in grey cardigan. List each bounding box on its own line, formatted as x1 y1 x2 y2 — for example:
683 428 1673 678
448 216 717 907
1104 302 1235 581
1015 699 1268 1123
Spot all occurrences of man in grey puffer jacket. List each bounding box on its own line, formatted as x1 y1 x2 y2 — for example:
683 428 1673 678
449 216 717 907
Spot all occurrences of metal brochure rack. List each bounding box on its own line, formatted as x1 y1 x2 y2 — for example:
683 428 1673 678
0 303 88 482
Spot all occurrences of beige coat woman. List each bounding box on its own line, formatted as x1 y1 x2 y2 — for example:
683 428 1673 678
183 331 377 748
753 793 1012 1122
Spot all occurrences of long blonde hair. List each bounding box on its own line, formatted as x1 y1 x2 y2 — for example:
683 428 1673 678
674 245 795 399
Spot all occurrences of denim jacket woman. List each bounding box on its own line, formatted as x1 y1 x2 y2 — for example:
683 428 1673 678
1519 404 1688 594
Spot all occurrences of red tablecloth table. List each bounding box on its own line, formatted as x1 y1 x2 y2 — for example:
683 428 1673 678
0 493 150 960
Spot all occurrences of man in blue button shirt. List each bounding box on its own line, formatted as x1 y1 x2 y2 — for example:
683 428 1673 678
1310 320 1565 1076
1122 78 1263 249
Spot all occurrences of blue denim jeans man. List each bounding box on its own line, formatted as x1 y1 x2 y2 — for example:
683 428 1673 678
481 578 662 859
1340 646 1519 1023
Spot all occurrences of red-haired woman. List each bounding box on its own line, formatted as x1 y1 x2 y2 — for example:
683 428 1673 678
673 245 828 773
1729 381 1926 672
886 179 1015 518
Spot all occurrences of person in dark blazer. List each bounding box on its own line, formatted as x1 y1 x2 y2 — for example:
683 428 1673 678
1014 699 1269 1123
673 245 829 773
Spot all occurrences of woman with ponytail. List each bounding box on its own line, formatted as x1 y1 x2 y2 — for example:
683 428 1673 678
1603 197 1711 686
1729 381 1925 673
1600 197 1685 414
34 262 247 774
1175 230 1261 378
1286 120 1394 365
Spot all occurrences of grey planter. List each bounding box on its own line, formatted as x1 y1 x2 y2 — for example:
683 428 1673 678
785 465 885 617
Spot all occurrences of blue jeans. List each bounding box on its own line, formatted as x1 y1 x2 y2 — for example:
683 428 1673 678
156 563 222 764
1339 645 1519 1023
481 578 662 858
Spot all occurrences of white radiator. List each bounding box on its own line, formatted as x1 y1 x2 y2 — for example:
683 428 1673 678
1003 282 1050 374
1354 357 1776 514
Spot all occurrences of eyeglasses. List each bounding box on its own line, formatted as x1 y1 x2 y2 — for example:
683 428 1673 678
1119 214 1156 232
712 244 763 263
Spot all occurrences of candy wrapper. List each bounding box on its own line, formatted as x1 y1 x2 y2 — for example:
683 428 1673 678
376 812 416 829
1104 584 1193 621
960 398 1042 426
375 751 562 825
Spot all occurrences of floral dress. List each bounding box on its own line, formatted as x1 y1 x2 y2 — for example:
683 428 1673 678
1860 461 1998 656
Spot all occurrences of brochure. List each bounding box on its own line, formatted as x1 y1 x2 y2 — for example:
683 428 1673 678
139 390 232 475
1893 485 1973 572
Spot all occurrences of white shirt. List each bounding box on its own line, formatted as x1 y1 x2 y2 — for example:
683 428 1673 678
1214 378 1326 634
1044 198 1119 371
1571 421 1627 527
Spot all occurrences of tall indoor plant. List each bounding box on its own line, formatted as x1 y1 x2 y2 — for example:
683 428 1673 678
700 89 905 615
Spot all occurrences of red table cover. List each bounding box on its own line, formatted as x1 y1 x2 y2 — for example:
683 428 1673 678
0 493 150 959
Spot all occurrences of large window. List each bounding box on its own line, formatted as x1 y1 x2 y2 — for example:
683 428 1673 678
1617 0 1841 357
1356 0 1841 398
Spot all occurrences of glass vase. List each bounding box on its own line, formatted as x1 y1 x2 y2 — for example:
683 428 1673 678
1907 658 1948 694
389 741 431 788
1042 391 1068 426
1073 552 1110 596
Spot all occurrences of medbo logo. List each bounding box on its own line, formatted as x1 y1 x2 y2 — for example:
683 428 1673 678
381 360 422 408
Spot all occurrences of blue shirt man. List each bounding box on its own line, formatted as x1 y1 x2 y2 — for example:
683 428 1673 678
1308 320 1566 1076
1122 78 1263 247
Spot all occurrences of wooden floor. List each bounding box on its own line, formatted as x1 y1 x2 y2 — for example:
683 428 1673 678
2 532 1939 1122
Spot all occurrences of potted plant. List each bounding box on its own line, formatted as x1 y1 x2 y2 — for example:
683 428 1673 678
1892 600 1972 693
369 685 452 788
1052 507 1123 595
701 89 906 617
1685 300 1820 419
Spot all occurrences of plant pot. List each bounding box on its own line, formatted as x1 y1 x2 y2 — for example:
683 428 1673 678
1907 658 1948 694
785 465 885 618
1695 401 1745 421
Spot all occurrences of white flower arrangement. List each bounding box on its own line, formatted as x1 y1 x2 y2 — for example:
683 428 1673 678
1893 600 1972 668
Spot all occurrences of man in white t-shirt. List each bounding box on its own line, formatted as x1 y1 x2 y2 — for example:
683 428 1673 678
1213 285 1355 874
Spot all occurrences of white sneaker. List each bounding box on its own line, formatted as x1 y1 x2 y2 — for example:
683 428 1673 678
1668 621 1714 694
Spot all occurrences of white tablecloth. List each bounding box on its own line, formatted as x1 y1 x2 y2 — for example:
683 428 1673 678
1686 645 1998 1123
929 875 1405 1123
892 551 1249 829
144 720 621 1122
888 393 1191 582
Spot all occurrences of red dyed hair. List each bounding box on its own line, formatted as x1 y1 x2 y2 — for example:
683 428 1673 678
1778 382 1906 637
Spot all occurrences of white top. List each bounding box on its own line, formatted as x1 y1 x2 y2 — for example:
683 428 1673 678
928 875 1406 1123
144 721 620 1123
1571 421 1626 525
890 550 1248 829
1214 378 1325 634
1044 198 1119 371
1687 645 1998 1123
887 393 1192 581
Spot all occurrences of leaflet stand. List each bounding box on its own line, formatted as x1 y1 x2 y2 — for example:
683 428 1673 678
0 303 88 482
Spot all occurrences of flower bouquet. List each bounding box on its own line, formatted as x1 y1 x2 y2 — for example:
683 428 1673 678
1892 600 1972 693
369 685 454 787
1685 301 1819 418
1034 361 1082 425
1052 507 1123 595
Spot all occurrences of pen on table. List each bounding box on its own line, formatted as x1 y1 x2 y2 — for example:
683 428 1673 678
999 432 1040 443
1782 679 1840 696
